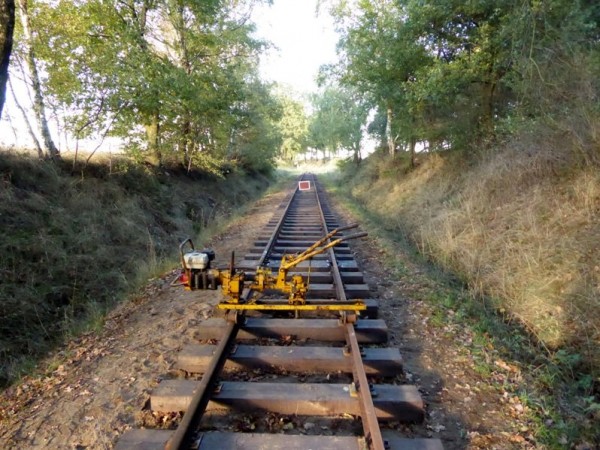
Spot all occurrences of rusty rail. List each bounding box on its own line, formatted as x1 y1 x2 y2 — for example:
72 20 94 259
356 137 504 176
314 179 385 450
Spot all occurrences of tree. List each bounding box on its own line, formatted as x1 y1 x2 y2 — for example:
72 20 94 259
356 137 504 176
309 84 368 164
27 0 276 170
154 0 269 171
0 0 15 120
15 0 59 158
227 79 283 173
324 0 599 165
275 93 308 162
327 0 429 157
402 0 516 147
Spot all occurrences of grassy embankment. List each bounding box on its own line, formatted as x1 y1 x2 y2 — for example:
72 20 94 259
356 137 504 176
327 133 599 445
0 151 272 386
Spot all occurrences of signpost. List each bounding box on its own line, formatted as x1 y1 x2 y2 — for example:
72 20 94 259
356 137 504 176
298 180 311 191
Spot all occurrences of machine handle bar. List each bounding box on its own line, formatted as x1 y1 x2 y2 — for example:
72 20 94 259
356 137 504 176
179 238 195 270
338 231 368 242
280 230 368 271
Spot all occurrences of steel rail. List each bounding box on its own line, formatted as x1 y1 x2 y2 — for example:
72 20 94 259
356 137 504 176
165 175 307 450
165 319 239 450
313 178 386 450
257 175 304 267
114 174 440 450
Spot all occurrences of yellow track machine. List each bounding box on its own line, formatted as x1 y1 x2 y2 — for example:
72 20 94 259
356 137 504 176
176 225 367 314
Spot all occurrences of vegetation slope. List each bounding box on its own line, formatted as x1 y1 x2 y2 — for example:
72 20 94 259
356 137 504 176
0 152 271 386
321 2 599 441
335 134 599 442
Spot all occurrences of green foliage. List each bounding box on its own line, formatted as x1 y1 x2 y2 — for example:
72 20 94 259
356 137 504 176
324 0 599 160
327 0 431 154
20 0 280 170
274 92 309 161
309 84 369 162
229 80 283 173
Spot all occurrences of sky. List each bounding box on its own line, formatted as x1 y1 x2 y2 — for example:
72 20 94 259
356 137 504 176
250 0 339 95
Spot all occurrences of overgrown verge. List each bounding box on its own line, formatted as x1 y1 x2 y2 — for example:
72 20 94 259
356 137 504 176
0 151 271 386
330 139 600 446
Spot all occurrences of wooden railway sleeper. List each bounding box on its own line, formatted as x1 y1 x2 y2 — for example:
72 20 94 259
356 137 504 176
115 175 442 450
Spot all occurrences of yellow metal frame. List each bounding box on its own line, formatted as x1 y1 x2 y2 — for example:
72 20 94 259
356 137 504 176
214 224 369 312
217 301 367 311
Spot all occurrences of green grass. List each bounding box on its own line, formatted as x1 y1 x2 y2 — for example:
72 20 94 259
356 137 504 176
0 151 272 387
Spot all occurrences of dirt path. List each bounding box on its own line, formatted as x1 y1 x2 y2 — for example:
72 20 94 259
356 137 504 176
0 178 532 449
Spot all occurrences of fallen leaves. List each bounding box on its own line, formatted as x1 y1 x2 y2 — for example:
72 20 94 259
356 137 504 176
494 358 520 374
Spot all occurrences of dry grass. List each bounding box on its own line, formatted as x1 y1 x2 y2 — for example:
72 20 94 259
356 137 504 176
345 143 600 372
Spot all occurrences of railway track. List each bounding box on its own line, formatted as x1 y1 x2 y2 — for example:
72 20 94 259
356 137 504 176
116 174 443 450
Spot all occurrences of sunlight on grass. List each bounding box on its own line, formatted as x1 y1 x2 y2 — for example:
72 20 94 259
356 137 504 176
327 145 600 447
337 149 600 372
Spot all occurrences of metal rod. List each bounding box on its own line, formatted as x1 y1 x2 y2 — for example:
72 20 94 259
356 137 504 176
217 303 366 311
346 322 386 450
280 232 368 271
293 223 359 259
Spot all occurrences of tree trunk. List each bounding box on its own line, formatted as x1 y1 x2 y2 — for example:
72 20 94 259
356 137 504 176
180 119 192 168
144 110 161 166
385 104 395 157
481 79 496 135
9 76 42 157
127 0 161 167
16 0 59 159
0 0 15 120
408 137 416 169
173 6 193 169
353 145 361 165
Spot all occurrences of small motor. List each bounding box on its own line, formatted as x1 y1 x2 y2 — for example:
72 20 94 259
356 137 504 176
179 239 217 290
184 250 215 270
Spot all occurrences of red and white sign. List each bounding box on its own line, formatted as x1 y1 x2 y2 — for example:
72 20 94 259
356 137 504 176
298 180 311 191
